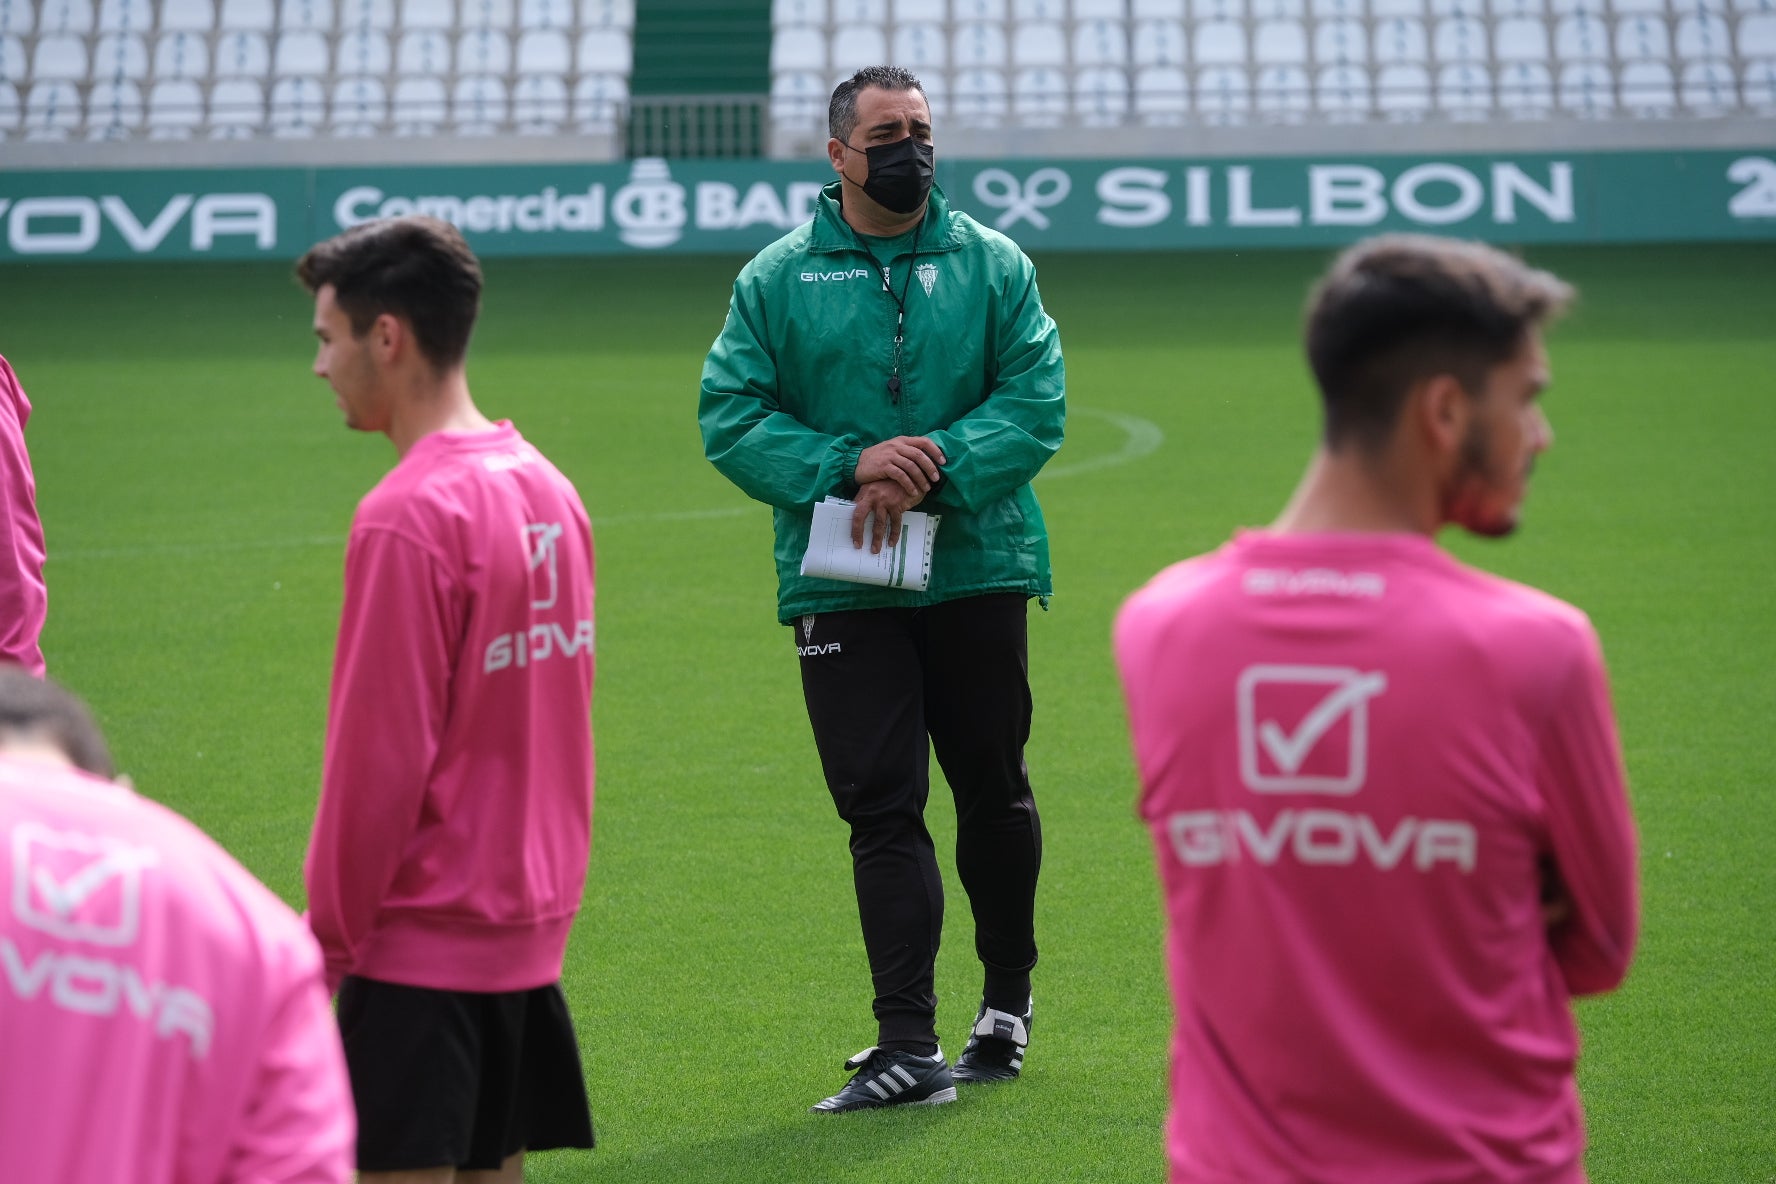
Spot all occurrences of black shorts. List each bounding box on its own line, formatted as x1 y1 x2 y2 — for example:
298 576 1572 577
337 976 595 1172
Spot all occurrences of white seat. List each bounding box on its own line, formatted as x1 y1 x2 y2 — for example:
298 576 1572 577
579 0 633 27
452 73 506 132
953 21 1009 67
33 36 88 80
1675 12 1732 52
773 0 825 18
892 0 944 18
833 0 887 18
1133 0 1184 11
270 74 325 134
1494 16 1549 57
1315 19 1368 61
1557 58 1613 111
1496 58 1552 110
1434 16 1488 59
0 0 31 37
1491 0 1543 14
1373 17 1428 60
1078 0 1130 14
153 32 211 80
1075 17 1129 63
1615 14 1671 57
830 25 886 72
1734 0 1773 13
1132 62 1188 118
772 25 827 73
1013 0 1066 16
93 32 150 78
953 0 1008 17
278 0 333 31
1195 63 1251 120
1316 61 1370 113
1193 0 1245 18
516 28 569 71
0 34 24 82
1256 62 1311 114
0 80 17 133
1679 56 1734 107
397 28 451 72
1436 60 1490 114
338 0 395 26
458 26 511 73
392 73 445 131
336 29 390 73
769 68 825 123
330 74 385 133
208 76 265 134
1254 0 1306 16
1195 19 1248 61
1375 60 1432 113
1254 18 1307 59
512 72 565 130
1554 13 1609 54
1741 13 1776 52
1073 63 1129 121
86 79 143 137
571 69 625 128
893 22 947 69
38 0 95 34
951 65 1007 124
98 0 153 32
1370 0 1422 14
1013 22 1068 64
1741 56 1776 107
1313 0 1365 15
25 80 83 137
1608 0 1663 11
214 30 270 74
400 0 455 27
275 30 330 74
219 0 273 26
146 78 203 135
1429 0 1478 13
521 0 574 28
458 0 514 30
1620 58 1675 108
1011 64 1068 123
1132 18 1186 63
1550 0 1603 12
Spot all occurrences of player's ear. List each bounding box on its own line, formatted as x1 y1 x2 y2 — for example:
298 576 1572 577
1415 373 1470 460
370 312 403 362
828 138 848 176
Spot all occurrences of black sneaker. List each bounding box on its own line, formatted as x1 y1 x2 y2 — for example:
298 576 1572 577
951 1000 1031 1084
810 1046 958 1113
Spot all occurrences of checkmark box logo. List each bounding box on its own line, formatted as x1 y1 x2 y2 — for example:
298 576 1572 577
11 823 159 947
1237 664 1388 794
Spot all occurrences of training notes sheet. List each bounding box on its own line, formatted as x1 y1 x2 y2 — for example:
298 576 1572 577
800 497 941 591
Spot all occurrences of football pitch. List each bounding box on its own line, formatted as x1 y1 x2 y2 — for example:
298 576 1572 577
4 240 1772 1182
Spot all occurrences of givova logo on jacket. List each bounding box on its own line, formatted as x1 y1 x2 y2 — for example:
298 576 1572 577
484 522 595 673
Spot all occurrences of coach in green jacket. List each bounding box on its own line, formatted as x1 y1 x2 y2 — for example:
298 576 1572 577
699 66 1065 1115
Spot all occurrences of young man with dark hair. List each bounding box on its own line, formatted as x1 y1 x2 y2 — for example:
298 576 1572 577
1115 234 1639 1183
298 215 597 1182
700 66 1065 1111
0 355 47 676
0 667 354 1182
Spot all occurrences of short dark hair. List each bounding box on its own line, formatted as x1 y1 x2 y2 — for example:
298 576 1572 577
1304 234 1574 452
295 215 483 371
829 66 927 142
0 666 115 779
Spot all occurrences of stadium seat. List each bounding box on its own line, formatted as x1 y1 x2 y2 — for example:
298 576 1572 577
516 28 569 72
399 0 455 28
1255 18 1309 60
209 77 265 135
0 80 17 135
278 0 334 32
1370 0 1424 15
1615 14 1671 57
392 73 445 131
953 22 1010 67
1078 0 1132 15
33 36 88 81
1557 58 1613 112
1619 58 1675 109
1734 0 1774 12
337 29 392 73
1491 0 1544 16
1312 0 1364 16
1433 15 1488 60
1196 64 1252 120
1436 59 1490 113
458 27 510 73
1255 0 1308 18
99 0 153 32
580 0 634 26
270 74 326 135
1430 0 1479 13
1133 62 1189 119
1742 56 1776 107
1075 18 1131 64
521 0 575 29
833 0 886 20
25 79 83 137
951 66 1008 124
0 0 30 37
1074 64 1131 122
86 79 144 138
769 69 825 124
1375 60 1432 113
1012 64 1068 123
459 0 514 31
339 0 396 27
893 0 945 19
1741 12 1776 52
1550 0 1604 13
578 26 630 72
915 66 947 113
1554 12 1609 55
1133 19 1188 64
1374 17 1429 60
0 34 23 83
1133 0 1186 14
1013 22 1068 65
39 0 95 35
451 73 506 133
398 29 452 72
830 25 886 74
1256 62 1311 115
953 0 1009 18
331 73 386 133
153 32 211 81
1675 12 1732 53
1315 19 1369 62
214 30 271 75
1496 58 1553 110
1196 19 1248 61
1607 0 1664 12
571 69 626 129
220 0 274 27
1494 16 1550 57
146 78 204 136
513 72 566 130
893 22 948 70
93 32 151 79
1679 56 1735 108
772 25 826 73
1316 61 1371 114
275 30 331 75
1014 0 1066 16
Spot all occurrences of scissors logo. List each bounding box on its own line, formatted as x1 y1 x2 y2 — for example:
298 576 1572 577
972 168 1072 231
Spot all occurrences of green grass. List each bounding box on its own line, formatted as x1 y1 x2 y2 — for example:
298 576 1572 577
2 242 1772 1182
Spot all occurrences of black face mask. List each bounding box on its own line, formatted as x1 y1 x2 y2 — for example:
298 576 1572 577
847 136 935 215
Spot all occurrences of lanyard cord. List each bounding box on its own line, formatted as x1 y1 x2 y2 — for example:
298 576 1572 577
849 215 924 404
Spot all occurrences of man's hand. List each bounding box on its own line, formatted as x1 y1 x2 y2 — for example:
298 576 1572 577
855 436 946 500
851 480 924 554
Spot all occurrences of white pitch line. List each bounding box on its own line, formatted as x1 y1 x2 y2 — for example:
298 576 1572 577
49 407 1158 563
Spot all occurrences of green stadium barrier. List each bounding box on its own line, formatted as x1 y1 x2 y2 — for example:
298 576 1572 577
1 150 1773 262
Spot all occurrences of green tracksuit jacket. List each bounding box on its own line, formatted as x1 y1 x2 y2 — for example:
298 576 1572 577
699 181 1066 623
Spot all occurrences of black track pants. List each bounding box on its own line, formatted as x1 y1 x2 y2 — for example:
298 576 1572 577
795 593 1043 1047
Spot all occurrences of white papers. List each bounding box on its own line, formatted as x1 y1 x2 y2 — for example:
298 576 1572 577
800 497 941 591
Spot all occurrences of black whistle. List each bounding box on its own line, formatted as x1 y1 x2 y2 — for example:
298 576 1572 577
886 376 901 397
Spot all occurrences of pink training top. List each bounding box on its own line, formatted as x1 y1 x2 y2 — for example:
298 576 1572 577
1114 530 1638 1184
0 355 48 676
305 422 595 995
0 755 354 1183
